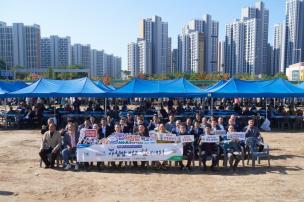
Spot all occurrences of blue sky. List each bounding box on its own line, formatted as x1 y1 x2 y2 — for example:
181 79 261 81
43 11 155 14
1 0 286 68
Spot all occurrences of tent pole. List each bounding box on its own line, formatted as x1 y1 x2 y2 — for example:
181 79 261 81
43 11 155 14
211 97 214 116
104 98 107 117
265 98 268 119
4 98 7 112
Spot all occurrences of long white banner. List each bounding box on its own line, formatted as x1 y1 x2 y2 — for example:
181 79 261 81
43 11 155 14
76 143 183 162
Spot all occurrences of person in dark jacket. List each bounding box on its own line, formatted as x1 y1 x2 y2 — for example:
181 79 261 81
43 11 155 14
227 125 242 171
99 118 113 139
190 121 204 159
243 119 264 152
178 124 193 171
61 123 79 170
199 125 219 171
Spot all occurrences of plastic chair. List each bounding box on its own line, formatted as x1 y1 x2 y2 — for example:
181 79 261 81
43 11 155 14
245 137 270 167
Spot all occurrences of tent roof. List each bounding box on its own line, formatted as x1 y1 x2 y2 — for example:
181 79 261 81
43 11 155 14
9 77 110 98
94 80 114 91
208 78 304 98
109 78 206 98
0 80 29 97
260 78 304 97
204 80 227 91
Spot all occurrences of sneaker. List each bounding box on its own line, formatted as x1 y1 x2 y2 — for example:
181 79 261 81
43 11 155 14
74 164 79 171
64 164 72 170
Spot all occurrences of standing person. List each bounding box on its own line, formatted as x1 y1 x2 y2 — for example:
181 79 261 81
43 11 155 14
39 124 62 168
178 124 193 171
62 123 79 170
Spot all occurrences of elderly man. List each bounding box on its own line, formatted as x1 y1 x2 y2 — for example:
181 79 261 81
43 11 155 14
244 119 264 152
39 123 62 168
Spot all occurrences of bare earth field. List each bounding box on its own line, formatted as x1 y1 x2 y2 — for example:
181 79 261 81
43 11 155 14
0 130 303 202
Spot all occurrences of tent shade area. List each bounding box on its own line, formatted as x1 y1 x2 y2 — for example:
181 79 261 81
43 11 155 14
109 78 207 98
8 77 111 98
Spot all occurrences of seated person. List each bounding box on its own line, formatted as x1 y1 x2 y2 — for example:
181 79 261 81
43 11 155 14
109 124 124 168
190 121 203 159
178 124 193 171
86 104 93 112
171 120 181 134
165 115 175 132
41 118 55 134
159 105 168 119
226 125 242 171
99 118 113 139
148 115 160 131
210 120 221 133
185 118 193 134
243 119 264 152
134 124 149 167
39 124 62 168
218 117 225 131
199 125 219 171
94 104 103 112
78 119 92 132
62 123 79 170
20 108 34 127
120 118 131 133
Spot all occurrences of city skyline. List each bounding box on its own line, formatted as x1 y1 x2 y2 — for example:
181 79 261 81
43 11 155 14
1 0 286 68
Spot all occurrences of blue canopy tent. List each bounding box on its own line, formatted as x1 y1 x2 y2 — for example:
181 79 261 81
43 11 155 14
94 80 115 91
207 78 304 98
297 82 304 89
207 78 265 98
55 78 112 97
107 85 116 90
260 78 304 98
0 81 29 98
109 78 207 98
204 80 227 91
8 77 111 98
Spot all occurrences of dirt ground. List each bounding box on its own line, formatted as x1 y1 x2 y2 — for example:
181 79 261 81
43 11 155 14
0 130 303 202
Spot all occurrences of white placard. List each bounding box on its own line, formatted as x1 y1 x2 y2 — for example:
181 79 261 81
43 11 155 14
178 135 194 143
214 130 227 136
200 135 220 143
227 132 246 141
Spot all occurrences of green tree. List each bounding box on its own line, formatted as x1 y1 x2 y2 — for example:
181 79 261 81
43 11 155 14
274 72 288 80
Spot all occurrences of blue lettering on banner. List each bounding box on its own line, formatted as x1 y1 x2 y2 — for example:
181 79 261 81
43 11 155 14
117 145 143 149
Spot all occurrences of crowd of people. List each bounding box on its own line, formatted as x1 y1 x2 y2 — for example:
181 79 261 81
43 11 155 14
39 110 264 172
4 96 304 130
